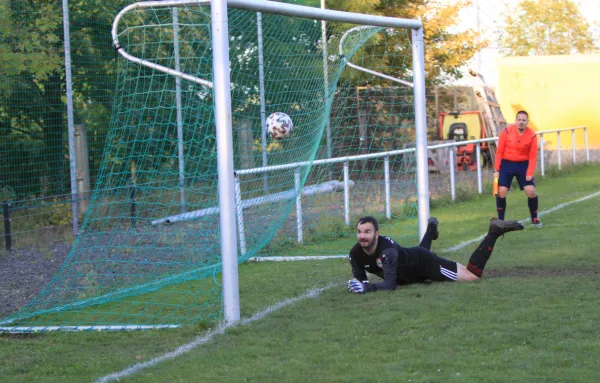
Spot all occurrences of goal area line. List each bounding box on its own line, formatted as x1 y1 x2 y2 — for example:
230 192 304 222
0 324 180 333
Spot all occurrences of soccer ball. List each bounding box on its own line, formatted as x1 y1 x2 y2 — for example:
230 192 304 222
266 112 293 140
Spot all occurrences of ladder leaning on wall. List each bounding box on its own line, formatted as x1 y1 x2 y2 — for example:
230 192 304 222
469 69 507 165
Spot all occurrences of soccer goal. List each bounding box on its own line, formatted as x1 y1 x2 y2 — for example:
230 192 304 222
0 0 429 332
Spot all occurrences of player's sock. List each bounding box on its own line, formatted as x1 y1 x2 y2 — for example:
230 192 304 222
466 232 501 278
496 196 506 220
528 196 538 221
418 218 439 249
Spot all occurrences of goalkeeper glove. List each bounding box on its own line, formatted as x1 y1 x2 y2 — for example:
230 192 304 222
347 278 368 294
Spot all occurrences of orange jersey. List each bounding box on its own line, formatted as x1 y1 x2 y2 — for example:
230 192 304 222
494 124 538 176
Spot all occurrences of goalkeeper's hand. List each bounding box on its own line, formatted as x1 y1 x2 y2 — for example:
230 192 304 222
347 278 367 294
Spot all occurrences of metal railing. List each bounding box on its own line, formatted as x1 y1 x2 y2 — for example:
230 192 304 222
538 126 589 174
232 126 590 252
141 125 590 256
234 147 417 251
441 126 589 201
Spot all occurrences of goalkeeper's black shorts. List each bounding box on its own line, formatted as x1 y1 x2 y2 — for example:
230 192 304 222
405 247 458 282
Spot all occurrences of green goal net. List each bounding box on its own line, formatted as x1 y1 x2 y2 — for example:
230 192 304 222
2 1 420 331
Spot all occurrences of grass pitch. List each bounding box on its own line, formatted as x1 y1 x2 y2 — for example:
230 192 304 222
1 164 599 382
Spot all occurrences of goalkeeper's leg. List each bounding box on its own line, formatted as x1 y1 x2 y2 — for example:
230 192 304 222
462 218 524 279
418 217 439 250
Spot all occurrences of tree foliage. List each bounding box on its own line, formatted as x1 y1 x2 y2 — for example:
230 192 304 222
0 0 132 201
323 0 486 83
0 2 63 82
499 0 594 56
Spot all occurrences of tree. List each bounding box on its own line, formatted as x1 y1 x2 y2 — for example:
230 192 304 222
323 0 486 84
0 0 131 201
499 0 594 56
0 1 65 199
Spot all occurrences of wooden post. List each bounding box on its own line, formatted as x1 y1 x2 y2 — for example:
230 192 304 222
453 87 457 111
74 124 90 216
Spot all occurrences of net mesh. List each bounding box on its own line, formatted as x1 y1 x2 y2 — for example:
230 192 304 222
4 3 418 329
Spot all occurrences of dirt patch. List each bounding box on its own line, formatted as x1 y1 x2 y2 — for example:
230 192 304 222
0 241 73 319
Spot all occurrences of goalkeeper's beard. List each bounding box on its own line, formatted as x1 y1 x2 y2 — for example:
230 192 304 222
359 238 377 254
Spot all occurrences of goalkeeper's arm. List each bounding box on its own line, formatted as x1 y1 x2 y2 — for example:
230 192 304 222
349 251 368 282
363 250 399 293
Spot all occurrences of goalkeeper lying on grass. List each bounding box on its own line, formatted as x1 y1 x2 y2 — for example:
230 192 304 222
347 216 523 294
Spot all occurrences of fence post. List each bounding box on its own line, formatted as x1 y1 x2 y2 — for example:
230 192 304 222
344 161 350 227
384 155 391 219
572 129 576 164
2 202 11 251
257 12 269 193
584 127 589 162
540 133 545 177
234 173 246 255
476 144 482 194
294 167 303 244
62 0 79 236
172 7 186 215
557 131 562 170
449 150 455 201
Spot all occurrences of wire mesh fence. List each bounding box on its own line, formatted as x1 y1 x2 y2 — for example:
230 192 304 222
0 0 480 252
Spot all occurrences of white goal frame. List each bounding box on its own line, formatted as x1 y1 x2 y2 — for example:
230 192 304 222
112 0 430 324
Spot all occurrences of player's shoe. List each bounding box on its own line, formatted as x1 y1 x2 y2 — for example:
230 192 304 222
428 217 439 240
489 218 524 234
531 218 543 228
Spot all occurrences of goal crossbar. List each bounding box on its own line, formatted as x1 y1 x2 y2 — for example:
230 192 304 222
113 0 422 29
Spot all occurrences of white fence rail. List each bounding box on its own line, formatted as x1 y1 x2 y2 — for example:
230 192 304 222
440 126 588 201
538 126 589 174
238 125 589 251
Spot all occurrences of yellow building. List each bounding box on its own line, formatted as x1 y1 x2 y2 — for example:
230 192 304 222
497 54 600 149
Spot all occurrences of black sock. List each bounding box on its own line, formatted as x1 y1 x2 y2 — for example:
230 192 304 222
496 196 506 220
418 225 436 250
528 196 538 221
467 232 501 277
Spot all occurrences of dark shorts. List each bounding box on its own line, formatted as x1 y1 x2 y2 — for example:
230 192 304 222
405 247 458 282
499 160 535 190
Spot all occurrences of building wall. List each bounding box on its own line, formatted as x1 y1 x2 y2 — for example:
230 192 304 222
497 54 600 149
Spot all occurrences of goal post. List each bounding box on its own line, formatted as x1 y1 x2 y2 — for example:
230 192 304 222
210 0 429 324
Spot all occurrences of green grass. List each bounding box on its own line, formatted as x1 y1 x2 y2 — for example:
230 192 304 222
1 163 600 382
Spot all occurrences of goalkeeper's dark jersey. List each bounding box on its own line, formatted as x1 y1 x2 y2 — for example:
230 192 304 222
349 235 453 292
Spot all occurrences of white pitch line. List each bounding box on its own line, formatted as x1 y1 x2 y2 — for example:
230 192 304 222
0 324 179 333
95 284 336 383
252 190 600 260
528 221 598 228
441 190 600 253
250 255 347 261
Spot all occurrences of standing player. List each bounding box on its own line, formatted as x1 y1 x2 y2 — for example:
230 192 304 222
347 216 523 294
493 110 542 227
